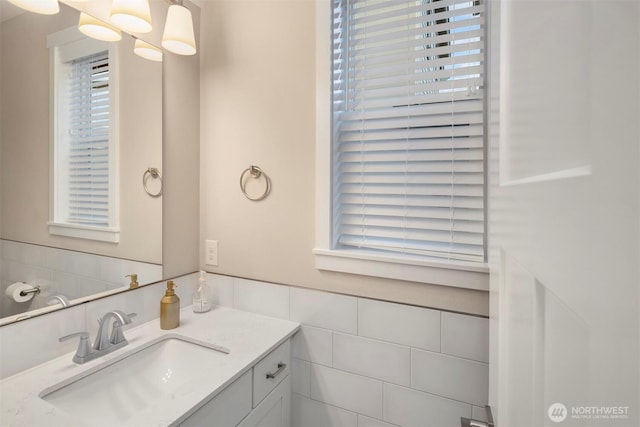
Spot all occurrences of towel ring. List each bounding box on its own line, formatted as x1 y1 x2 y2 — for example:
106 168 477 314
143 168 163 198
240 166 271 201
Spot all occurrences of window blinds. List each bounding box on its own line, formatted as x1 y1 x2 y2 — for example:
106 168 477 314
66 50 110 227
332 0 485 262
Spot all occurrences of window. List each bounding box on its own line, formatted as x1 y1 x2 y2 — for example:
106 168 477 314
48 28 119 242
314 0 488 289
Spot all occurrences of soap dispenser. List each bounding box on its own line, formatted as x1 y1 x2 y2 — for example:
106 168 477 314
126 274 139 289
193 270 212 313
160 280 180 330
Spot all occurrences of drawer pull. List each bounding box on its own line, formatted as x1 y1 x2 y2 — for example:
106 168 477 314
266 362 286 379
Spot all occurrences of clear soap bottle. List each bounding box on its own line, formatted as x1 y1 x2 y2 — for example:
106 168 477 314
192 270 212 313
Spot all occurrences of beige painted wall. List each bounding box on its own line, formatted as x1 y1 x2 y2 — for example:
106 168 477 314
162 1 200 279
199 1 489 316
0 5 162 264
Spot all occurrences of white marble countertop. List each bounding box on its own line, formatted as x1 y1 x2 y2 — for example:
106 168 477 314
0 306 300 427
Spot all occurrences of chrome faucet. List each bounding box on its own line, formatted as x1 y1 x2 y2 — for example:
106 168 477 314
47 295 71 308
60 310 136 364
94 310 135 350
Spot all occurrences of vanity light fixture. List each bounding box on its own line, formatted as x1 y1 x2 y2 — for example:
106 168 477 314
7 0 59 15
110 0 152 34
134 38 163 62
161 1 196 55
78 12 122 42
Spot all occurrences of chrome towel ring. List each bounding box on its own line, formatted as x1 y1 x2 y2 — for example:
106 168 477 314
240 165 271 201
143 167 163 197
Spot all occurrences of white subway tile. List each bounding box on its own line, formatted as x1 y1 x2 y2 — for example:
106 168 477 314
141 281 166 323
97 256 127 285
51 272 80 299
20 243 43 266
383 383 471 427
292 393 358 427
411 348 489 407
291 325 333 366
472 405 488 423
80 278 111 297
68 252 100 278
135 263 163 285
290 288 357 334
233 278 290 320
333 332 410 386
5 260 51 286
161 273 201 310
2 260 22 282
291 357 311 397
358 414 398 427
42 247 70 272
207 274 234 307
441 312 489 363
0 304 86 380
1 240 21 262
310 364 383 419
358 298 441 352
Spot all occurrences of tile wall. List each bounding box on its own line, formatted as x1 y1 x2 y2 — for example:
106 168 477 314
220 276 490 427
0 272 489 427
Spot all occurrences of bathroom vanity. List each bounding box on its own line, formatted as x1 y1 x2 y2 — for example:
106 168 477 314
0 306 299 426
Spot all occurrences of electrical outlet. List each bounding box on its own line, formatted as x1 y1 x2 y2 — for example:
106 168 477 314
205 240 218 266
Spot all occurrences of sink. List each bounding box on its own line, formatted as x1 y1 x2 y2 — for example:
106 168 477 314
39 335 229 424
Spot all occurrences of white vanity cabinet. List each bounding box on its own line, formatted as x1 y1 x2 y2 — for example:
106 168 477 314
179 340 291 427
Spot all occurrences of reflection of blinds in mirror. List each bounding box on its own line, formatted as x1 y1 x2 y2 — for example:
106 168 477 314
66 51 110 227
332 0 485 262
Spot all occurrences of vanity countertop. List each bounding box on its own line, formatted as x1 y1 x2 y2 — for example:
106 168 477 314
0 306 300 427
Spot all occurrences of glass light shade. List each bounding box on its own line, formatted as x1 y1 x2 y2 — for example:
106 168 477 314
78 13 122 42
7 0 59 15
162 4 196 56
134 39 163 62
110 0 152 34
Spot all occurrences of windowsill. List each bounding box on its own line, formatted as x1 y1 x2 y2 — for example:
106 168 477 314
313 248 489 291
48 222 120 243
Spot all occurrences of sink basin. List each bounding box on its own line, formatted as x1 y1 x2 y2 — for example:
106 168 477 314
40 335 229 424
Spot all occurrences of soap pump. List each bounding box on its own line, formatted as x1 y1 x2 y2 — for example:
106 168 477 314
193 270 212 313
126 274 139 289
160 280 180 330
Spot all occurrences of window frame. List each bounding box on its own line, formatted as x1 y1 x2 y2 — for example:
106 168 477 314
47 27 120 243
313 0 488 291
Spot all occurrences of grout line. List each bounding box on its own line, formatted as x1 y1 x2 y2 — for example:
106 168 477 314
356 297 360 336
330 330 334 367
439 310 443 353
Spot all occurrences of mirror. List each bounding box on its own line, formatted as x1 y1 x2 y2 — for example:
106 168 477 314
0 1 163 324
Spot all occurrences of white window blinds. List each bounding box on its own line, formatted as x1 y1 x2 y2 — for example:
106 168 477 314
65 50 111 227
332 0 486 262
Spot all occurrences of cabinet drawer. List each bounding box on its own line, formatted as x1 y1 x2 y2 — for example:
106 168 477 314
252 340 291 407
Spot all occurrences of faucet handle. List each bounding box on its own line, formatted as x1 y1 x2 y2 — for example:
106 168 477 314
60 332 94 364
110 312 137 345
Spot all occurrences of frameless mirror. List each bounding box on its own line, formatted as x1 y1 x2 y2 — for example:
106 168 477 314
0 1 163 325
